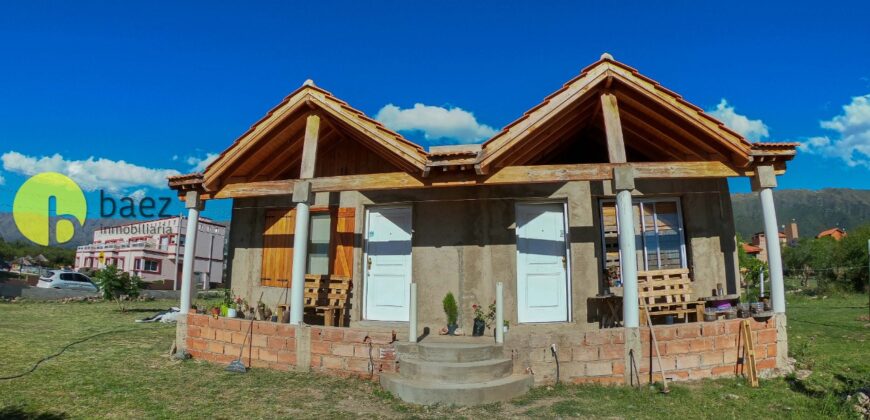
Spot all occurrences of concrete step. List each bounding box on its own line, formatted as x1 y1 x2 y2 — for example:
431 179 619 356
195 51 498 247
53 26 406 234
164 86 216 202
380 373 534 406
416 342 503 363
398 356 514 383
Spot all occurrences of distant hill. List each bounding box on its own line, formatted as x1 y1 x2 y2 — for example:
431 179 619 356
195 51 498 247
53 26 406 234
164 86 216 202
0 213 127 248
731 188 870 239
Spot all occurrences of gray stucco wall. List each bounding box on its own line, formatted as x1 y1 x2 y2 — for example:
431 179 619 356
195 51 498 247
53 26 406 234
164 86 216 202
225 178 739 333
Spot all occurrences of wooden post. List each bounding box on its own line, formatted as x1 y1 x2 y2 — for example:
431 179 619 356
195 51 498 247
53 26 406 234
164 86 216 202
299 114 321 179
289 113 320 325
601 92 627 164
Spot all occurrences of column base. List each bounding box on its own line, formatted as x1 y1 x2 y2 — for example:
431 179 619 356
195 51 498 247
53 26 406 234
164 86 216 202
624 327 642 386
295 324 312 372
775 313 790 373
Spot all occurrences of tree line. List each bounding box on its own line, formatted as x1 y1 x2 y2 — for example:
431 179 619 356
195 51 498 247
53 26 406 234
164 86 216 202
0 238 76 267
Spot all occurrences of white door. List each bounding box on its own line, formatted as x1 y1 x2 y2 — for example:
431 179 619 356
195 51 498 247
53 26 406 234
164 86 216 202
364 207 413 321
516 203 570 323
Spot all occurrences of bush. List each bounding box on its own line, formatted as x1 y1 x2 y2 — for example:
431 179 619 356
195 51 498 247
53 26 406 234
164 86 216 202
92 265 144 311
442 292 458 326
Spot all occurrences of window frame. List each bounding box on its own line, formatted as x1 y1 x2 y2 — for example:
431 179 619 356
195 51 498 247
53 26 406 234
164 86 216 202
598 197 688 272
134 257 161 273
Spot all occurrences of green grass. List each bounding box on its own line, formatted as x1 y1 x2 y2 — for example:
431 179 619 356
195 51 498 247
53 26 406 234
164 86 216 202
0 290 867 419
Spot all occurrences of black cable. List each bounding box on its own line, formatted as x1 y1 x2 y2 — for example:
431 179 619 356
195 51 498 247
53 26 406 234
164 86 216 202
551 345 560 384
0 325 167 380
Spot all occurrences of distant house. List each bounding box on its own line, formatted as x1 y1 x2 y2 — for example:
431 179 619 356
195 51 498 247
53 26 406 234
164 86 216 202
741 243 762 258
749 231 786 263
817 227 846 241
10 256 42 275
74 217 227 290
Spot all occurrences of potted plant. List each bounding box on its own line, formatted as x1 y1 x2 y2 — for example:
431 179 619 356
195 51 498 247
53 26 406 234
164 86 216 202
443 292 459 335
472 304 486 336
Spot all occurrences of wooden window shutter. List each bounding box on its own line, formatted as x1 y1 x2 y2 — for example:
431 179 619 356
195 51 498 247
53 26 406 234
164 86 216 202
261 208 295 287
330 207 355 277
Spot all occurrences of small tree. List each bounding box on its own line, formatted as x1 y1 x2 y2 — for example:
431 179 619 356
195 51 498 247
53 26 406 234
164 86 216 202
442 292 458 327
92 265 144 311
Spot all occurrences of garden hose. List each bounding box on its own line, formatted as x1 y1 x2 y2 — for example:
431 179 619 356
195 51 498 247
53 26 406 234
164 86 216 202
0 325 168 381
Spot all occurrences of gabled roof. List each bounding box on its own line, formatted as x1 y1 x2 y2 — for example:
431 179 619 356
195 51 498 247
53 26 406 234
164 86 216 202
817 227 846 239
476 53 766 173
742 243 762 254
202 81 427 190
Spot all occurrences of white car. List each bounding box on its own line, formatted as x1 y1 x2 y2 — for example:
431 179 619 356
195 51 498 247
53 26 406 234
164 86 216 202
37 271 99 292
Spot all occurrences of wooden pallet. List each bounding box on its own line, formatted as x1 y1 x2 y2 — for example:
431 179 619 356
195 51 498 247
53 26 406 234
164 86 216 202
637 269 705 325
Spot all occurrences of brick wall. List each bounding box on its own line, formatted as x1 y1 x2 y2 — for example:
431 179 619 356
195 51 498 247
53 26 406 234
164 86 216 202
505 317 778 385
185 314 397 379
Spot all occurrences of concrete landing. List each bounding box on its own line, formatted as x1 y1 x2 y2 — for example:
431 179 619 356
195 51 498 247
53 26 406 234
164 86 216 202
380 340 533 406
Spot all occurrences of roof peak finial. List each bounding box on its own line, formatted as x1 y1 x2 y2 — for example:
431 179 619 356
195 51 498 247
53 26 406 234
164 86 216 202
303 79 315 87
600 52 614 60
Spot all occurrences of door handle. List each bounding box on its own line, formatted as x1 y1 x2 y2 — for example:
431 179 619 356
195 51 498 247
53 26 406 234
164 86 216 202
367 256 372 270
562 256 567 269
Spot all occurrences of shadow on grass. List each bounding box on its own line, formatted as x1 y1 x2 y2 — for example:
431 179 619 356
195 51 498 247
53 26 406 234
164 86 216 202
0 405 68 420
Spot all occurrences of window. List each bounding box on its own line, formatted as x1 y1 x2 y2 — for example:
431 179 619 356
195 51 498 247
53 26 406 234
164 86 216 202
600 198 686 274
307 213 331 275
60 273 75 281
260 207 356 287
135 258 160 273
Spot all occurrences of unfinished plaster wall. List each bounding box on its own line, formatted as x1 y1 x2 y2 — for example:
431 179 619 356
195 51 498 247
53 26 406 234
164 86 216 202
224 178 737 330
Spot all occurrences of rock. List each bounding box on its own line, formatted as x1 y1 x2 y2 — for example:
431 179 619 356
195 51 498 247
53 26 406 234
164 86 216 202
723 393 740 400
795 369 812 380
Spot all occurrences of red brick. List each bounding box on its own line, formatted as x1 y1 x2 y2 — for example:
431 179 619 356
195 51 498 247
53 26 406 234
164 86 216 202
224 343 242 357
208 317 224 329
701 323 725 336
572 346 599 361
378 362 396 373
609 330 625 344
643 355 676 372
347 358 370 373
207 341 224 354
231 332 248 345
251 359 270 368
224 319 242 331
665 339 690 355
689 337 714 353
343 330 370 343
322 355 344 370
676 354 700 369
210 353 236 364
757 358 776 370
766 343 778 358
251 334 267 348
724 321 742 334
311 341 332 355
711 365 736 376
187 326 201 338
277 350 296 365
757 329 777 345
715 334 738 349
259 348 278 362
585 361 613 376
354 344 372 359
254 322 277 335
612 361 625 375
215 329 233 343
599 344 622 360
189 314 209 327
689 368 712 380
677 324 701 338
321 328 345 342
275 324 296 338
242 346 259 360
187 349 205 359
368 332 393 344
723 349 739 364
700 350 724 367
332 344 355 357
653 326 678 341
585 332 610 345
188 338 207 351
267 336 287 350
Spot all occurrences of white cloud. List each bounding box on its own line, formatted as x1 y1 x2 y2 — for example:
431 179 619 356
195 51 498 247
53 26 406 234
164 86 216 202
187 152 219 172
799 94 870 168
375 103 497 144
171 154 179 161
1 151 180 194
708 99 770 142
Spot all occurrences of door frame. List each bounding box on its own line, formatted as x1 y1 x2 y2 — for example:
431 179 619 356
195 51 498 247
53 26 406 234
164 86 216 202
514 200 573 324
362 205 413 321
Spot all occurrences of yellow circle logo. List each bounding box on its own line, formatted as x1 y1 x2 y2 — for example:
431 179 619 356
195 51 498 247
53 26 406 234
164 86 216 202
13 172 87 246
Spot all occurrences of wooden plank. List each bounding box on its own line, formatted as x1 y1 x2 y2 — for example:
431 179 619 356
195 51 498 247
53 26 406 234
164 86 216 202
600 92 627 163
211 161 755 199
331 207 355 277
299 114 321 179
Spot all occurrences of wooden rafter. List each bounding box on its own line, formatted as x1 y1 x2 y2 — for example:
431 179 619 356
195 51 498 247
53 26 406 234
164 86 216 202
600 92 627 163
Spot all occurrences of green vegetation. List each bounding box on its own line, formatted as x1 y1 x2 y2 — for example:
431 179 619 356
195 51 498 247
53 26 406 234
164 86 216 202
91 265 144 311
783 224 870 292
0 238 75 267
442 292 458 326
0 283 866 418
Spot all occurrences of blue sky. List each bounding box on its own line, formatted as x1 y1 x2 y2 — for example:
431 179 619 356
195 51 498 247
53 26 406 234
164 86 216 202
1 1 869 222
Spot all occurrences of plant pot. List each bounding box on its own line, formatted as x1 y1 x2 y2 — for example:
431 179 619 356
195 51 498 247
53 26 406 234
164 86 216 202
226 308 237 318
220 304 228 317
704 313 717 322
472 319 486 336
664 315 675 325
447 323 458 336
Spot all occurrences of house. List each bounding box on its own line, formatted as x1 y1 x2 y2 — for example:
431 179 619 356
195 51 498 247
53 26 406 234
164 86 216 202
749 230 787 263
167 54 796 403
74 217 226 290
10 256 41 274
817 227 846 241
741 242 762 258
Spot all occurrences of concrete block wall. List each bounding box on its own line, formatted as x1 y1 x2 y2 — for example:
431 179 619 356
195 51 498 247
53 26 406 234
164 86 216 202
505 317 778 385
184 314 397 379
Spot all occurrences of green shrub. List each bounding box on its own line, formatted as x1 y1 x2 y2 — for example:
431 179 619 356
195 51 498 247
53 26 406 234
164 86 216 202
92 265 144 312
442 292 458 326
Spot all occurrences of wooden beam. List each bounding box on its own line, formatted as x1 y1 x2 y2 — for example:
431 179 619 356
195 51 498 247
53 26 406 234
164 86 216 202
600 93 627 163
299 114 321 179
211 161 760 199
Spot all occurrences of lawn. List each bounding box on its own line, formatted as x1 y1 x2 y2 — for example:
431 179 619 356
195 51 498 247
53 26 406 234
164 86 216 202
0 292 867 419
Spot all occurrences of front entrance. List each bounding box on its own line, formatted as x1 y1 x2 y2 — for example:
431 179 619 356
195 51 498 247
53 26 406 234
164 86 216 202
515 203 570 323
364 206 413 321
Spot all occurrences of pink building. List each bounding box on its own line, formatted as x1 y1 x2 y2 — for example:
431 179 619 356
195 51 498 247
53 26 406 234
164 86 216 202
74 217 226 289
